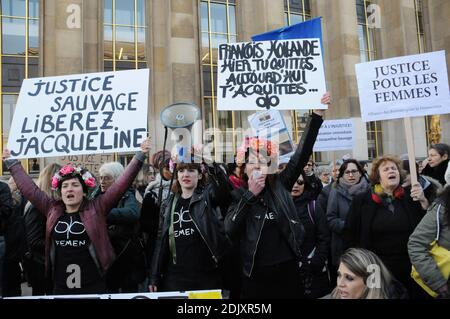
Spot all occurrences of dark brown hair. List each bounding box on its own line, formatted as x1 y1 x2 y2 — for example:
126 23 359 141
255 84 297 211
172 162 208 194
338 159 365 181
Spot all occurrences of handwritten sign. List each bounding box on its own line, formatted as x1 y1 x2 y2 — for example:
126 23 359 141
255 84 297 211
7 69 149 159
356 51 450 122
217 39 327 111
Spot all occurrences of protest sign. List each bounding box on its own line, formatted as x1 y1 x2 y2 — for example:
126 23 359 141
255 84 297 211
356 50 450 122
6 290 222 299
58 153 115 175
217 38 327 111
7 69 149 159
313 119 354 152
248 110 294 163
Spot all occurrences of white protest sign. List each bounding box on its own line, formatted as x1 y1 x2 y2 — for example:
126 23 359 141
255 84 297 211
356 50 450 122
6 289 222 299
248 110 294 163
313 119 354 152
7 69 149 159
217 39 327 111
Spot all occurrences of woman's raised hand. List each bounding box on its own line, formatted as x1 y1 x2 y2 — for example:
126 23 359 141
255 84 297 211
140 136 152 154
3 149 11 161
313 92 331 117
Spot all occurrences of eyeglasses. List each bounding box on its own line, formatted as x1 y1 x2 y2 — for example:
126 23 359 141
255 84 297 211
344 170 360 176
99 175 113 182
306 163 314 167
296 179 304 185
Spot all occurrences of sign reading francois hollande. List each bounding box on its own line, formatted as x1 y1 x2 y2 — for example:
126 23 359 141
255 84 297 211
217 39 327 111
7 69 149 159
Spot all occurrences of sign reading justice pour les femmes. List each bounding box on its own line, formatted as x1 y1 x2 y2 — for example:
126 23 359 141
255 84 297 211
7 69 149 159
355 51 450 122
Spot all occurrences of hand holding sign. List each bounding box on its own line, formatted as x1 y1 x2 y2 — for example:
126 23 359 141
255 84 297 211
410 183 429 209
8 69 149 159
3 148 11 161
313 92 331 117
140 136 152 154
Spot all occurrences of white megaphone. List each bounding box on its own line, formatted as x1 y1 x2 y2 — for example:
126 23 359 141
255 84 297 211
160 102 200 129
158 102 200 204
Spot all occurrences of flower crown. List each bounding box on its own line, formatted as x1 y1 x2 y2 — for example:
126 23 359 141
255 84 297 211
51 164 97 190
236 137 279 164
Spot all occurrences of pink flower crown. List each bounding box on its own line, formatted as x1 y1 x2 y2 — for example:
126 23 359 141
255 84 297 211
51 164 97 190
236 137 279 164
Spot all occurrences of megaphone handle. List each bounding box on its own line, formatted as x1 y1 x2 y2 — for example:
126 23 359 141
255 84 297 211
158 127 169 206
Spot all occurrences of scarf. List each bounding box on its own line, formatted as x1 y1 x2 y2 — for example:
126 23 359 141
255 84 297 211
371 184 405 213
144 173 171 200
338 177 369 196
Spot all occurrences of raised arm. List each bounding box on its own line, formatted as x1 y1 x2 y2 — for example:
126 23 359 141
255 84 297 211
279 93 330 190
3 149 52 216
96 137 151 215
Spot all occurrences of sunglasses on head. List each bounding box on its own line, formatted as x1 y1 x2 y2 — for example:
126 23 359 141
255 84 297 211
296 179 304 185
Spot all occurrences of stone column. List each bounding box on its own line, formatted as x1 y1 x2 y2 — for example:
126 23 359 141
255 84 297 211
237 0 284 42
424 0 450 145
377 0 428 157
42 0 84 76
314 0 368 160
150 0 201 152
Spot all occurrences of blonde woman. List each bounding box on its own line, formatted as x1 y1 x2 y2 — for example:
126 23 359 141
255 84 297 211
329 248 407 299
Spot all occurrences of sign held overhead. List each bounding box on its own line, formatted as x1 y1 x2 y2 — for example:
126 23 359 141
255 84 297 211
217 39 327 111
7 69 150 159
356 50 450 122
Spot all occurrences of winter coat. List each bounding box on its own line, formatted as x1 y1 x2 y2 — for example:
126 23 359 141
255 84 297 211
6 153 145 275
408 200 450 292
422 159 449 187
293 191 331 298
150 165 231 287
225 113 324 277
343 187 426 291
326 180 369 266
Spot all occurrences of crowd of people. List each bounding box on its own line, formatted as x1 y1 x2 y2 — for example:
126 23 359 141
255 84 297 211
0 93 449 299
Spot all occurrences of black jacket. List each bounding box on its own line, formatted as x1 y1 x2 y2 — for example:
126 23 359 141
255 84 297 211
343 187 426 291
150 166 231 286
225 113 323 277
23 203 46 265
0 182 13 236
421 159 449 187
293 191 330 273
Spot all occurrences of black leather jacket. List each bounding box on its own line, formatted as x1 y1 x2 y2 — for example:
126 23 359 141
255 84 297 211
225 112 324 277
149 165 231 286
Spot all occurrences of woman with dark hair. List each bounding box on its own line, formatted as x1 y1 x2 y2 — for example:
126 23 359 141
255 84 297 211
291 173 331 298
2 137 151 295
421 143 450 187
326 159 370 269
225 93 331 299
344 155 429 297
149 161 230 292
408 184 450 299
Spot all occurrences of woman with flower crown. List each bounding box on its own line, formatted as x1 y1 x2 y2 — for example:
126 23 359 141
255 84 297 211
2 137 151 295
224 93 331 299
343 154 429 298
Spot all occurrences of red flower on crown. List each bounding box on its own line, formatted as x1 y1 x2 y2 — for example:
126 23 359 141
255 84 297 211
236 137 278 164
51 164 96 190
